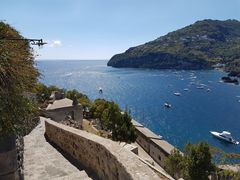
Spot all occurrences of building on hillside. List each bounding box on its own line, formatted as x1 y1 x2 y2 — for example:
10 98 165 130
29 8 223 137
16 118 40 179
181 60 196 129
135 126 162 153
44 92 83 128
150 139 175 167
131 119 175 167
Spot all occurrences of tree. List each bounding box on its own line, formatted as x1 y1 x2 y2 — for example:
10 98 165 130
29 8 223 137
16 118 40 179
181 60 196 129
165 149 184 179
65 89 91 107
0 21 39 137
184 142 215 180
165 142 215 180
90 99 136 143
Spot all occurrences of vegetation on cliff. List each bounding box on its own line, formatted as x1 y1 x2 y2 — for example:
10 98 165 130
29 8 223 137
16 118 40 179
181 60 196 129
166 142 240 180
90 99 136 143
165 142 215 180
0 22 39 137
108 19 240 73
34 83 91 108
35 85 136 143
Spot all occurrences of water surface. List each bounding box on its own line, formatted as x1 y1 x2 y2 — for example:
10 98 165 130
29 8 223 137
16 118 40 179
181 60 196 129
37 60 240 153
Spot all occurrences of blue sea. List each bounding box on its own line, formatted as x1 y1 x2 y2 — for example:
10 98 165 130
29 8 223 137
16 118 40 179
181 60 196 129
37 60 240 154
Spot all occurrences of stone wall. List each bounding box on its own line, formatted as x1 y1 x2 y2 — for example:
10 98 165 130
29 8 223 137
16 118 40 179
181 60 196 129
0 136 19 180
149 141 169 168
44 119 160 180
135 132 150 153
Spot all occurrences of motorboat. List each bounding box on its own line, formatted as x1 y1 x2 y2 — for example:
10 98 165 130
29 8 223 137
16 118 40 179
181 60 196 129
184 88 189 91
99 87 103 93
174 92 181 96
210 131 239 144
196 86 204 89
164 103 172 108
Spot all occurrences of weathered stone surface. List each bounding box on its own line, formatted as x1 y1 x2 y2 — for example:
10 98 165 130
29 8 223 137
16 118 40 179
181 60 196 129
23 118 92 180
45 118 161 180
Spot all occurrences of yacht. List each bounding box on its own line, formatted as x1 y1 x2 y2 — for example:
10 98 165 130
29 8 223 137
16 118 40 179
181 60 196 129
99 87 103 93
174 92 181 96
210 131 239 144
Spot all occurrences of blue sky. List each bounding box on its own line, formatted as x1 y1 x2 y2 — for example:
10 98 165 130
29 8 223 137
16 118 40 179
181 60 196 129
1 0 240 60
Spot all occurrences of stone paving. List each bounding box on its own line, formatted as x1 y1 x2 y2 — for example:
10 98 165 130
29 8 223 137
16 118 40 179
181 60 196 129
24 117 92 180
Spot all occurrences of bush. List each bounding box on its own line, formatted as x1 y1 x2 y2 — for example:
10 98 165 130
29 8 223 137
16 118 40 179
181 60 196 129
165 142 216 180
0 21 39 137
90 99 136 143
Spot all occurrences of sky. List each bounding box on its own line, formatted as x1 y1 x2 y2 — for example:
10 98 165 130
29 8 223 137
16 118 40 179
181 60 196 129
1 0 240 60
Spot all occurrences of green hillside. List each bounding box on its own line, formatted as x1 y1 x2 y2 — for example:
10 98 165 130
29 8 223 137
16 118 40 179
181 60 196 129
108 19 240 74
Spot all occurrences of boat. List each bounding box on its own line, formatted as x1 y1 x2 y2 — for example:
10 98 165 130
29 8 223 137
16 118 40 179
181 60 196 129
210 131 239 144
99 87 103 93
196 86 204 89
164 103 172 108
174 92 181 96
184 88 189 91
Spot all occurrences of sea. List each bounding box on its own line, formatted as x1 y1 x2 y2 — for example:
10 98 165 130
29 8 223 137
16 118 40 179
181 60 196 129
37 60 240 154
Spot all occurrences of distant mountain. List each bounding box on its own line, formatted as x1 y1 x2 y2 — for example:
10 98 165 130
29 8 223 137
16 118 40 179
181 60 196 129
108 19 240 73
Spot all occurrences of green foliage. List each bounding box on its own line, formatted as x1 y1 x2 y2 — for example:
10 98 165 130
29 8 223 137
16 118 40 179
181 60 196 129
216 169 240 180
225 59 240 76
0 21 39 136
164 149 184 179
90 99 109 119
210 146 240 164
90 99 136 143
165 142 215 180
184 142 215 180
108 19 240 71
65 89 91 107
34 83 91 108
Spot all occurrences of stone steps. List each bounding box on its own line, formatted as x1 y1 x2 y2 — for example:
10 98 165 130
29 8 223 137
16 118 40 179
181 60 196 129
23 118 93 180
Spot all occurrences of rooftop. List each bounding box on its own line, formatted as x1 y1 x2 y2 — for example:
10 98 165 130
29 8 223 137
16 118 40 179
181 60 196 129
151 139 175 155
46 98 73 110
135 126 162 140
131 119 144 127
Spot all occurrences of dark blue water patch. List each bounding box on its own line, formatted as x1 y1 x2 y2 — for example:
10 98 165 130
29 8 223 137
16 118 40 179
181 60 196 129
37 60 240 154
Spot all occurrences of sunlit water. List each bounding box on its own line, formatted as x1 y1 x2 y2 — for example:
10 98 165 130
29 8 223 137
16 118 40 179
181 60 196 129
37 60 240 153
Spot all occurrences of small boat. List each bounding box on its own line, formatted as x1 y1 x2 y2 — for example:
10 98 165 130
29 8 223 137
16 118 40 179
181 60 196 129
99 87 103 93
196 86 204 89
174 92 181 96
164 103 172 108
184 88 189 91
206 88 211 92
210 131 239 144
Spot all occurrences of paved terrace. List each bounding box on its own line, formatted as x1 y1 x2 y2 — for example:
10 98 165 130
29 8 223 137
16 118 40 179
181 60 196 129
23 117 92 180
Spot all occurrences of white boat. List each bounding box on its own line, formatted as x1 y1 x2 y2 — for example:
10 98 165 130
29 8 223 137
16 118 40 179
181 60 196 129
184 88 189 91
196 86 204 89
174 92 181 96
210 131 239 144
99 87 103 93
164 103 172 108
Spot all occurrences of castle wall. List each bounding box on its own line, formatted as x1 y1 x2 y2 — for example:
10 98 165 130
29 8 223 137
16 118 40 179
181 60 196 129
44 119 159 180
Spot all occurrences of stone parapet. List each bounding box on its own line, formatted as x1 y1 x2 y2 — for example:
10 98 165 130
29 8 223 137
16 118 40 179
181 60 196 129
44 119 160 180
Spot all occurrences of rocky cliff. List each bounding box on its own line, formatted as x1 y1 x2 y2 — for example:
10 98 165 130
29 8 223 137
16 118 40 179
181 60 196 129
108 19 240 71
